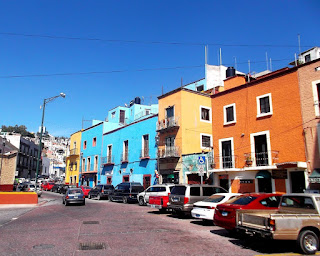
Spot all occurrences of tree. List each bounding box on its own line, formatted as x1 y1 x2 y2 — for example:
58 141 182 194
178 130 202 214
1 125 35 138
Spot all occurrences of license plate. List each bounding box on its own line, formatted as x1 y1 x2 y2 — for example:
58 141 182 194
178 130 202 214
222 211 228 217
151 205 156 208
172 198 179 202
74 196 78 199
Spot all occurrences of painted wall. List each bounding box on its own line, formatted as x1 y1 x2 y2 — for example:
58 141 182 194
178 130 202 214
65 130 82 185
80 123 104 187
101 115 158 186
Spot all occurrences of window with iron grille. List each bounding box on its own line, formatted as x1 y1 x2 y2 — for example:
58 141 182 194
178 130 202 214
201 135 212 148
257 93 273 117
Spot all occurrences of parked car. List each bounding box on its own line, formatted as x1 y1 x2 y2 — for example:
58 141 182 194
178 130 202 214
42 182 55 191
168 184 228 214
109 182 144 203
191 193 241 221
60 184 77 194
213 193 283 232
52 183 63 193
88 184 114 200
80 185 92 197
237 193 320 255
21 183 42 197
137 183 174 206
62 188 85 206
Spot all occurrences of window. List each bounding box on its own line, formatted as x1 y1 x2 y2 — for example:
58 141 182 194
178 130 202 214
197 85 204 91
107 145 112 163
120 110 125 124
145 109 150 115
305 54 311 63
82 158 85 172
83 141 87 150
190 187 200 196
312 80 320 116
87 157 91 171
250 130 271 167
260 196 281 208
219 138 234 168
166 106 174 118
123 140 128 161
142 135 149 157
201 134 212 149
111 111 116 118
94 156 98 171
257 93 273 117
93 137 97 147
223 103 236 125
200 106 211 122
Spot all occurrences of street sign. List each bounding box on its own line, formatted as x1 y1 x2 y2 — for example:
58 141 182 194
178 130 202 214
198 156 205 165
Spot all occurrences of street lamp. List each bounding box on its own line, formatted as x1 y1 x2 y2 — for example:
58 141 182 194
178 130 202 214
35 93 66 190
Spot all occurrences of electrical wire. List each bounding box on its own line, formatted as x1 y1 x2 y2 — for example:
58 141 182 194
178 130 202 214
0 32 314 48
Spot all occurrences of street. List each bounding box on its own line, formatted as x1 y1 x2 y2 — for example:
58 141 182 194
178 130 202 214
0 192 312 256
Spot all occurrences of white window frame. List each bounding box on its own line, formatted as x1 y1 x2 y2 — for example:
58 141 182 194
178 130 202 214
219 137 235 169
250 130 272 166
200 133 213 149
223 103 236 125
107 144 112 157
312 80 320 117
200 105 212 123
256 93 273 118
82 158 85 172
94 155 98 171
87 157 91 171
142 134 149 151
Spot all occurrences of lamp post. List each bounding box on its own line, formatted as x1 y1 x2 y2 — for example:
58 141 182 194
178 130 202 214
35 93 66 190
0 137 7 189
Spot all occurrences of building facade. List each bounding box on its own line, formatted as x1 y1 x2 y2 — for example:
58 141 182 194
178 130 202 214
65 130 82 185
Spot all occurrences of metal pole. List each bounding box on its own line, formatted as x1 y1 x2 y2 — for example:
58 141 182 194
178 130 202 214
0 139 6 188
35 99 46 191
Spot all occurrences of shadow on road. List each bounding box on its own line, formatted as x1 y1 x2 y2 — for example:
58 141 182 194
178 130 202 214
210 229 298 254
190 220 214 226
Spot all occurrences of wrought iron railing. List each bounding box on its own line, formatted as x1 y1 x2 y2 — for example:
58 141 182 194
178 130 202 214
156 116 180 131
69 148 79 156
244 151 279 166
121 151 129 162
158 146 180 158
101 155 115 166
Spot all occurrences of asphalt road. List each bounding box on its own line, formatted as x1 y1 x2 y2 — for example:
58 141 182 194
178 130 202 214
0 192 313 256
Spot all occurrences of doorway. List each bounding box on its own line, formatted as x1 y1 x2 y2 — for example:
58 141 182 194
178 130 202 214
291 171 306 193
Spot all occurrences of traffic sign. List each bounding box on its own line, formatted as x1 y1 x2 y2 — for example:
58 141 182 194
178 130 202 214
198 156 205 165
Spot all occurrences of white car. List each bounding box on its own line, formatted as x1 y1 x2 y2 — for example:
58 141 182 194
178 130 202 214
137 184 174 206
191 193 242 221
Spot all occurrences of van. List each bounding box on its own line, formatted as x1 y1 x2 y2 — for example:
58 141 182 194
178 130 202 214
168 184 227 213
109 182 144 203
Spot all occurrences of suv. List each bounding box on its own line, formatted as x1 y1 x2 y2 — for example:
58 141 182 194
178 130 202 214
88 185 114 200
109 182 144 203
137 184 174 206
168 184 227 214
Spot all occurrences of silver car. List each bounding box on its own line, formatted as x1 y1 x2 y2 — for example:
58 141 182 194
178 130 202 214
62 188 85 206
22 183 42 197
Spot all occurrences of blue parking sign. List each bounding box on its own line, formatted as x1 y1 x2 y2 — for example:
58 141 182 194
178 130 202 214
198 156 205 165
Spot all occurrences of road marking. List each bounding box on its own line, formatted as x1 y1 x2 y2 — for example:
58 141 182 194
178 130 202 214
255 253 320 256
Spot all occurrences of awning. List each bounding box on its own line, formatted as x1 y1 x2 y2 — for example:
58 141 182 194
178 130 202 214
309 169 320 183
255 170 271 179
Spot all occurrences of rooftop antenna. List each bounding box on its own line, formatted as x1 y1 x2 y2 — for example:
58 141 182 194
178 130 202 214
248 60 251 82
266 52 269 70
270 58 272 71
295 53 298 66
233 56 237 70
219 48 222 66
181 77 183 88
298 34 301 55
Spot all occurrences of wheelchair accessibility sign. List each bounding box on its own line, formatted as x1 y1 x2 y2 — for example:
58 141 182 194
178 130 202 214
198 156 205 165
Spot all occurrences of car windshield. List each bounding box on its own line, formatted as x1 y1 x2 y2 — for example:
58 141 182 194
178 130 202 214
203 195 225 203
68 189 82 194
29 184 35 188
82 186 91 189
171 186 186 195
227 195 257 205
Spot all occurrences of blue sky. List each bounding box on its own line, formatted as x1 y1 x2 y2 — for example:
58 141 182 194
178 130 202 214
0 0 319 137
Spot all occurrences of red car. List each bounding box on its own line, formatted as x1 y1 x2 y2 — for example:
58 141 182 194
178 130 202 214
80 186 92 197
213 193 283 231
42 182 55 191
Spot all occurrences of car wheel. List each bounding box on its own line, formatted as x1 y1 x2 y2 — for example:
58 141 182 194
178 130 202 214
297 230 319 255
97 194 101 200
138 197 145 206
122 196 128 204
65 201 68 206
82 201 86 206
109 196 114 202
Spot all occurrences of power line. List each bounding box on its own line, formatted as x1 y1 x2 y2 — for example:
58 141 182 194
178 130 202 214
0 32 314 48
0 65 203 79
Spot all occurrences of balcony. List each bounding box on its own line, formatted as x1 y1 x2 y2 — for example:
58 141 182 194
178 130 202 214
158 146 180 158
69 148 79 156
156 116 180 132
244 151 279 167
121 152 129 163
140 148 150 159
101 155 114 167
212 155 238 169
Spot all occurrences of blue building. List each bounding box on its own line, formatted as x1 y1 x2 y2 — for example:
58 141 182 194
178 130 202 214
79 121 105 187
101 101 158 189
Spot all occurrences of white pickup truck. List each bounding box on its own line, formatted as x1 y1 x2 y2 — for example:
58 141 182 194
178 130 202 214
237 193 320 255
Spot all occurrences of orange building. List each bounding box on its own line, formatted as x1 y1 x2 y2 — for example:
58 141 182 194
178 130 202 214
210 66 310 193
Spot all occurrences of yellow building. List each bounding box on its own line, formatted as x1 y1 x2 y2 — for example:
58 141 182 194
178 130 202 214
65 130 82 185
157 87 213 184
